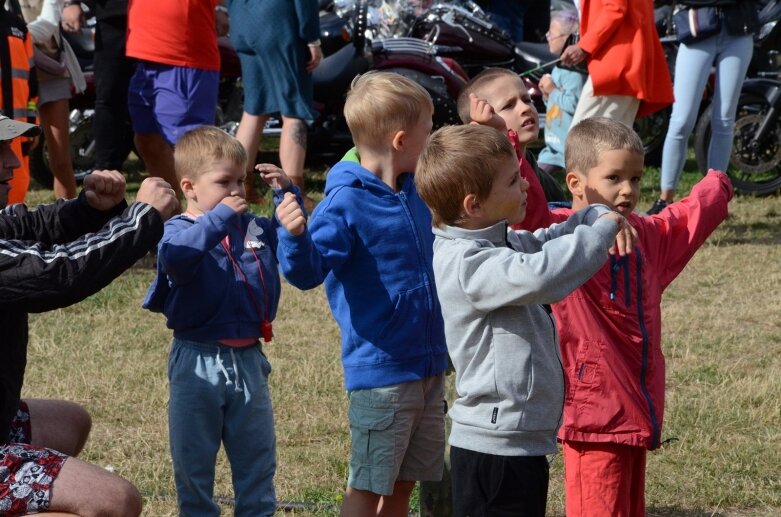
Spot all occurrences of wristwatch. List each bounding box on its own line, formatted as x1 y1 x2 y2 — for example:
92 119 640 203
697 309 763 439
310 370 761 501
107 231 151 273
215 5 228 14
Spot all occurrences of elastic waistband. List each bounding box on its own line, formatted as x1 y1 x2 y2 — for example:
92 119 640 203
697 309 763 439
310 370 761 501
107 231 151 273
171 337 260 354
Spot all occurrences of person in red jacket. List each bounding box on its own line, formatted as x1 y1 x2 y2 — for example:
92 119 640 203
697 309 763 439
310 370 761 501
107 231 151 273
522 117 732 517
561 0 673 127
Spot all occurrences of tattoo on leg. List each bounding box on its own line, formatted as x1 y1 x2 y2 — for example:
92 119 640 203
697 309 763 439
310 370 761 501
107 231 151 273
291 120 307 148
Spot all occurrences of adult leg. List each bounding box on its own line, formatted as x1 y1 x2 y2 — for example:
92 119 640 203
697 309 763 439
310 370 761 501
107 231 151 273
234 111 270 202
280 116 314 211
707 33 753 172
222 346 277 516
93 15 135 171
25 399 90 457
570 77 640 129
49 456 142 517
133 132 181 198
341 487 382 517
659 39 717 202
376 480 415 517
38 100 77 199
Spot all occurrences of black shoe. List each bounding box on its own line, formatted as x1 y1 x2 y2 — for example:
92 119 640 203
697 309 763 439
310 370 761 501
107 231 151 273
646 199 668 215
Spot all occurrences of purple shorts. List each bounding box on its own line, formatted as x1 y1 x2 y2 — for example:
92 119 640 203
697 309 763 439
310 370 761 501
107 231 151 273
128 61 219 144
1 402 68 515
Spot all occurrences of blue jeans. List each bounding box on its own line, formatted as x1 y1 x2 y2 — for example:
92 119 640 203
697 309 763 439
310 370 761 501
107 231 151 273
168 338 276 516
660 25 753 191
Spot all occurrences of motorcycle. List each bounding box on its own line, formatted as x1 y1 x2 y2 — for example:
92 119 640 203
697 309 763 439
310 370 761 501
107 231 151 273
692 0 781 195
217 0 468 165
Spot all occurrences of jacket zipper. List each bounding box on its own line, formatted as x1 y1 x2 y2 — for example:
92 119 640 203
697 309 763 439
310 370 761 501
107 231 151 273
634 250 661 448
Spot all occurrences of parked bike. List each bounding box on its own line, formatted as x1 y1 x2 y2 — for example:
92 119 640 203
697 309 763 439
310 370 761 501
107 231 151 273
692 0 781 195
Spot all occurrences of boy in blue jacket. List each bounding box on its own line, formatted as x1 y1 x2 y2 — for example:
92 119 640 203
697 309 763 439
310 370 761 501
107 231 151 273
143 126 303 516
275 71 449 517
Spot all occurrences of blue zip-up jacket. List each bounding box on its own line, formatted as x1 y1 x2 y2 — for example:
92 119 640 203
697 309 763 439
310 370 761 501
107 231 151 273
276 161 448 390
143 187 298 341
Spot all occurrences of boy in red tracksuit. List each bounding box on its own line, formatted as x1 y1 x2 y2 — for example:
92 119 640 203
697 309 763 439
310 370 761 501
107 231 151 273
522 117 733 516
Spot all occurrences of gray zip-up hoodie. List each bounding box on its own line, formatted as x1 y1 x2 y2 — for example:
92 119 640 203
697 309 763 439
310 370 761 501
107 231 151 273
432 205 618 456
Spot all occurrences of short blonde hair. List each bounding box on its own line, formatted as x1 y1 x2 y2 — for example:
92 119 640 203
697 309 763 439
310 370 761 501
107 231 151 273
344 71 433 149
416 124 515 228
174 126 247 181
456 67 519 124
565 117 644 174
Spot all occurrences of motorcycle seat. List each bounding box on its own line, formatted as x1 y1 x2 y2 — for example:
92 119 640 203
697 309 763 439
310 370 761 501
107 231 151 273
312 43 370 103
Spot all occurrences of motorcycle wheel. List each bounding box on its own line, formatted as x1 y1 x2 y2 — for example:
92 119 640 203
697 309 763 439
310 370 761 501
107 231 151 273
633 106 670 167
694 98 781 196
30 118 98 189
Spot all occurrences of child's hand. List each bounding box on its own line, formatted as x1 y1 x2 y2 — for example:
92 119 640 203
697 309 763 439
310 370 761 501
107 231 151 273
600 211 638 256
468 93 506 132
221 194 248 214
83 170 127 211
256 163 292 190
276 192 306 236
539 74 556 97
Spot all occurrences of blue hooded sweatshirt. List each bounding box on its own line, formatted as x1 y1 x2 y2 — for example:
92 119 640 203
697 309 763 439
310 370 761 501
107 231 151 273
276 161 448 390
143 187 298 342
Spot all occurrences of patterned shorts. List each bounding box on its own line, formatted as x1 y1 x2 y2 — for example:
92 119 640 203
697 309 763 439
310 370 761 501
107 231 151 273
0 402 67 515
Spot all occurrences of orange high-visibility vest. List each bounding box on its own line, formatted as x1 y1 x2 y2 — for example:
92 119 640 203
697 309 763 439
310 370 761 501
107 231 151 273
1 7 36 204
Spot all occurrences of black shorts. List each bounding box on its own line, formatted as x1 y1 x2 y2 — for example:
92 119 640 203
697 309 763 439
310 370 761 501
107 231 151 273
450 446 549 517
1 401 68 515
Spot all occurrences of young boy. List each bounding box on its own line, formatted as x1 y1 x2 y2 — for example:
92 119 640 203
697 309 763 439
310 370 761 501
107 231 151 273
274 71 449 517
457 67 566 232
524 117 733 516
143 126 303 516
414 123 634 517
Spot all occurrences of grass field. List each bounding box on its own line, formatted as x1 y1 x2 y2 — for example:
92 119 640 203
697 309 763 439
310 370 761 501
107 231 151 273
21 160 781 516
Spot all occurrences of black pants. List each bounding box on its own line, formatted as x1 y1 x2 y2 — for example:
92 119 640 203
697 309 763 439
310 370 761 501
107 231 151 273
450 446 549 517
93 15 135 170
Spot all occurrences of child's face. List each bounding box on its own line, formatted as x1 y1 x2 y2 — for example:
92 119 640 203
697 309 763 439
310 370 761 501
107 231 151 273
0 141 20 208
477 75 539 145
576 149 644 216
478 154 529 226
400 107 434 173
183 160 246 216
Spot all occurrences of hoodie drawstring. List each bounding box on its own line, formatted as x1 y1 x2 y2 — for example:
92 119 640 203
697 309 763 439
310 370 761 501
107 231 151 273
215 347 243 393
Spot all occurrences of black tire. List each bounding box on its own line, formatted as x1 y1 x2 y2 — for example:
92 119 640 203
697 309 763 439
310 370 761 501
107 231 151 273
634 106 670 167
29 120 98 189
382 67 461 129
694 98 781 196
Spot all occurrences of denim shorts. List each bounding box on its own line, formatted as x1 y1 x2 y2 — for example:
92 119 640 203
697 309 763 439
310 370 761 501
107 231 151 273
128 61 219 144
347 374 446 495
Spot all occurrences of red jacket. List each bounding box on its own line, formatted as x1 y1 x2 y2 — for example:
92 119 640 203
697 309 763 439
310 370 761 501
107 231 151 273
579 0 674 118
524 171 732 449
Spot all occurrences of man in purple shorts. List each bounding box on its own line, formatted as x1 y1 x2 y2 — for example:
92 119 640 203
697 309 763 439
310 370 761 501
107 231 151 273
0 115 179 516
126 0 229 202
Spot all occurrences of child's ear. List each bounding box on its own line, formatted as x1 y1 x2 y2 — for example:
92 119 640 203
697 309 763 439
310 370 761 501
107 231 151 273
462 193 481 218
391 129 406 151
565 169 585 199
180 177 195 199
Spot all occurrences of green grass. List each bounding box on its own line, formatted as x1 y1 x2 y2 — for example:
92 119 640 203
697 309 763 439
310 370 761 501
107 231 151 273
21 158 781 516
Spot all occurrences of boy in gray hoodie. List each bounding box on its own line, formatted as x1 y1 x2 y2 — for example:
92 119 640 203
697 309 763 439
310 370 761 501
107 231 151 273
415 124 636 516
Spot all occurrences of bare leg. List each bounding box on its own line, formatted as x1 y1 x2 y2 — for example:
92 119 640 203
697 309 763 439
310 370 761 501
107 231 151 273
25 399 91 457
659 188 675 203
377 481 415 517
235 112 270 202
133 132 182 199
341 487 381 517
39 100 77 199
48 456 142 517
279 117 314 211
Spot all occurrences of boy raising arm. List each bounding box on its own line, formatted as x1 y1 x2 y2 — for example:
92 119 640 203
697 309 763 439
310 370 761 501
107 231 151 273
414 124 634 517
275 71 448 517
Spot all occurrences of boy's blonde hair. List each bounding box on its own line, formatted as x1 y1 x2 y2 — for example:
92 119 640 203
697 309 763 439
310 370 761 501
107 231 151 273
565 117 644 174
174 126 248 181
344 71 434 149
456 67 519 124
416 124 515 228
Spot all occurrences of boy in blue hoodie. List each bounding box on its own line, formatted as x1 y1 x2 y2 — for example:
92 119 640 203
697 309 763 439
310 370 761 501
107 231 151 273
275 71 449 517
142 126 303 516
